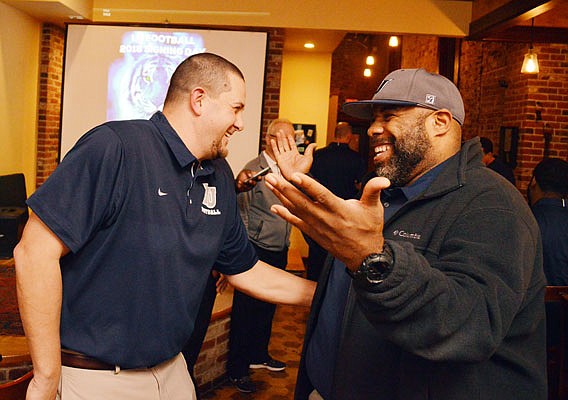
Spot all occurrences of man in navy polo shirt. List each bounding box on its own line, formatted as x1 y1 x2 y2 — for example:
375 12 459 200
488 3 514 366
14 53 316 400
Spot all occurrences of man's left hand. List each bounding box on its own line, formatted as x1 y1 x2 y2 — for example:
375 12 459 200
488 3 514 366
270 131 316 180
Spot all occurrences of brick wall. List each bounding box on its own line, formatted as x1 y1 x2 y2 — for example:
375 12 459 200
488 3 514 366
192 310 231 392
459 41 568 192
36 24 65 187
400 35 439 73
260 28 284 152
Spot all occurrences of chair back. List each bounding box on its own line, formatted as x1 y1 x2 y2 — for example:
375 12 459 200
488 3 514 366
545 286 568 400
0 173 29 258
0 174 27 208
0 370 33 400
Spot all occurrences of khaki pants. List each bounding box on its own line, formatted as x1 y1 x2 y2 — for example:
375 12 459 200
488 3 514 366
57 353 196 400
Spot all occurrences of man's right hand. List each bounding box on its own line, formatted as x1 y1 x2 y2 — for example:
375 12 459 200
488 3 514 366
235 169 260 192
26 374 60 400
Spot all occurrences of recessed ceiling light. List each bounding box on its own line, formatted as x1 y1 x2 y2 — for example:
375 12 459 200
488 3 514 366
304 42 315 49
389 36 399 47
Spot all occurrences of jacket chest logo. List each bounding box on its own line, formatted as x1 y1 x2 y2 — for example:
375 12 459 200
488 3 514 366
392 229 421 240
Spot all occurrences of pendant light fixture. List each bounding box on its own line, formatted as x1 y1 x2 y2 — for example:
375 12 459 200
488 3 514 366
521 18 539 74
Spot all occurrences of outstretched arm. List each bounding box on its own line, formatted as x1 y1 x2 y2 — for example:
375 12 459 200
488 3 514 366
227 260 316 307
270 130 316 180
265 172 390 270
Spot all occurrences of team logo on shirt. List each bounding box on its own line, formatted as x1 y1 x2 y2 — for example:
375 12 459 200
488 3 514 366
201 183 221 215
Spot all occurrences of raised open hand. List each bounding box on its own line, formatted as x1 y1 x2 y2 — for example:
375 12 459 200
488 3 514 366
265 172 390 269
270 130 316 180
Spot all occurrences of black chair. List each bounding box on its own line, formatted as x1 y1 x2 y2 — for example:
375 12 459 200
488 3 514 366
0 173 29 259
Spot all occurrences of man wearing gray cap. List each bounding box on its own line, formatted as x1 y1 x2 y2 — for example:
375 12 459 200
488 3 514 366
267 68 546 399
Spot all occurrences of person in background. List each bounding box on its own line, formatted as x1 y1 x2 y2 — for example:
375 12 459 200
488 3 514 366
267 68 546 399
480 136 516 185
527 157 568 398
305 121 366 281
527 157 568 286
227 119 298 393
14 52 316 400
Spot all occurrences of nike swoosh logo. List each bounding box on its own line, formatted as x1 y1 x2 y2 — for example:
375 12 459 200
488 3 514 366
158 188 168 196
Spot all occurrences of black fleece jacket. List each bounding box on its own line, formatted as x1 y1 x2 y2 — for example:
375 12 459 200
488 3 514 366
295 138 547 400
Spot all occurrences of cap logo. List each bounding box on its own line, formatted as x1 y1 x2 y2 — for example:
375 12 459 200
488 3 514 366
374 78 393 95
425 94 436 105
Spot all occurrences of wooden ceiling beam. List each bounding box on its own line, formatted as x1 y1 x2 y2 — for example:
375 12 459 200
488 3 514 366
467 0 558 40
480 26 568 44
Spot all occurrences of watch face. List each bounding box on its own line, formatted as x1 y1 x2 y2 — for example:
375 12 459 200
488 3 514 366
358 245 393 284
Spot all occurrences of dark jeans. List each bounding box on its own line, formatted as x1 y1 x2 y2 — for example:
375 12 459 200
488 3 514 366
227 243 288 378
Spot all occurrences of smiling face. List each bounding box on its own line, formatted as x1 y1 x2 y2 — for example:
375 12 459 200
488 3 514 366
204 72 246 159
368 106 434 187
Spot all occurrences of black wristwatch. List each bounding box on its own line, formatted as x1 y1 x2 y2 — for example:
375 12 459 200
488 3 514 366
350 243 394 284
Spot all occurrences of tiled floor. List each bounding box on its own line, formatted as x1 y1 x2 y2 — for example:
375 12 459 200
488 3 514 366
201 303 310 400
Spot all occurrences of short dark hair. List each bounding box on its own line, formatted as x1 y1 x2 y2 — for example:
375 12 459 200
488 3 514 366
479 137 493 154
533 158 568 196
165 52 244 104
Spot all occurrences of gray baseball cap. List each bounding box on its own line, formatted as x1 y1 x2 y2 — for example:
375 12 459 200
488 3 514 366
342 68 465 125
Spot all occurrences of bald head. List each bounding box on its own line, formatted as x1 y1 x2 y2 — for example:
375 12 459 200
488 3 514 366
335 122 352 143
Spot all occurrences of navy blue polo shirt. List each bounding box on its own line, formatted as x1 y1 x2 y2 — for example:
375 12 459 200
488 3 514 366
27 112 258 368
305 161 447 399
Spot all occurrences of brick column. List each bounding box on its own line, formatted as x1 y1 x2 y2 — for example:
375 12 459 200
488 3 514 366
260 28 284 151
36 23 65 188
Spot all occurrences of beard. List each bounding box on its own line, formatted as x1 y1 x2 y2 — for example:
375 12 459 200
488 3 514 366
374 116 431 187
210 136 230 159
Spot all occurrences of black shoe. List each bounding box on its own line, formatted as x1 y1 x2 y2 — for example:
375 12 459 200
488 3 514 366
249 357 286 372
229 375 256 393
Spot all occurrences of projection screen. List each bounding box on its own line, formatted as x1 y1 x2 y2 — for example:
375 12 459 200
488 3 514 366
61 24 268 174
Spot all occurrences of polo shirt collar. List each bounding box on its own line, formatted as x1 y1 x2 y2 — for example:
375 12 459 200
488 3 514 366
150 111 201 170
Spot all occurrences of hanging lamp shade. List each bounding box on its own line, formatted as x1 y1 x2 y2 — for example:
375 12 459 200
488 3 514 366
521 18 539 74
521 49 539 74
